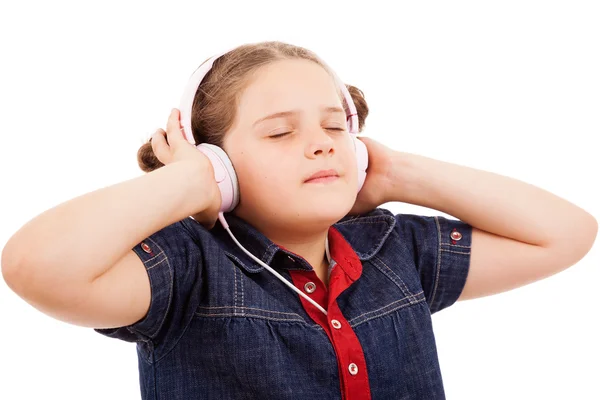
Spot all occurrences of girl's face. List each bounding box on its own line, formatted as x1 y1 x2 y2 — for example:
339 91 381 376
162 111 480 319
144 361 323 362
223 58 358 232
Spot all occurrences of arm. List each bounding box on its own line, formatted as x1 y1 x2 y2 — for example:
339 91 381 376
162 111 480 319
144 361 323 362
385 151 598 300
1 160 212 313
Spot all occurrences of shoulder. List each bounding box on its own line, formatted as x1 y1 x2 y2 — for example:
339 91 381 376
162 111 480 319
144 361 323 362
338 207 473 314
139 217 215 258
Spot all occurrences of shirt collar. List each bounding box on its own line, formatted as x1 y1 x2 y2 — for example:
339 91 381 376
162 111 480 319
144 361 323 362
201 208 396 276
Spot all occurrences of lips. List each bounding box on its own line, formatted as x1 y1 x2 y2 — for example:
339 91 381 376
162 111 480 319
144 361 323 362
305 169 339 182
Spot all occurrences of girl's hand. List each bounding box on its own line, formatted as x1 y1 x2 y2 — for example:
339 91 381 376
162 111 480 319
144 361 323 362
347 136 396 216
151 108 222 229
151 108 208 167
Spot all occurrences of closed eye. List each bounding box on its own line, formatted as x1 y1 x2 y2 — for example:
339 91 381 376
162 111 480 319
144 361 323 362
269 132 292 139
269 128 345 139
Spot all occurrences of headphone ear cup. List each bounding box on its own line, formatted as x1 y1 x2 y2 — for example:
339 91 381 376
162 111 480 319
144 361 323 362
353 136 368 193
195 143 240 213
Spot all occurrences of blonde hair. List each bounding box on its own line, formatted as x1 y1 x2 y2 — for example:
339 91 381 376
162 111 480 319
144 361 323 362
137 40 369 172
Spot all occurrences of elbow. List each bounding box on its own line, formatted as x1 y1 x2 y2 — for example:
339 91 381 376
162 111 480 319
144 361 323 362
2 234 90 313
2 259 30 300
2 246 34 298
2 246 85 317
1 236 26 289
2 227 55 295
578 214 598 256
546 214 598 267
2 235 51 300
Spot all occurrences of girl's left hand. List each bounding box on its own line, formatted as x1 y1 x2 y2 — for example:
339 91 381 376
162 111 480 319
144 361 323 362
347 136 396 216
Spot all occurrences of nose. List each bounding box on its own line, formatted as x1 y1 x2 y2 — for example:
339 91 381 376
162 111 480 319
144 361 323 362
305 129 335 159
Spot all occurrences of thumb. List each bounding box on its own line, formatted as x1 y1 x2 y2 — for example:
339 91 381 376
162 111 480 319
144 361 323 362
165 108 188 150
150 129 172 165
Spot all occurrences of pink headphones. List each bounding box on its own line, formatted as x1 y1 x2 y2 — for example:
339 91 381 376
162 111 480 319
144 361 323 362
178 47 369 215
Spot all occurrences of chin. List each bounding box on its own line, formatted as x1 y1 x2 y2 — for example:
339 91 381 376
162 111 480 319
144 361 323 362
298 197 353 220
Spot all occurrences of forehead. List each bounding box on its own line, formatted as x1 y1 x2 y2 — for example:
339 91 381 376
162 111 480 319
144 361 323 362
237 59 341 116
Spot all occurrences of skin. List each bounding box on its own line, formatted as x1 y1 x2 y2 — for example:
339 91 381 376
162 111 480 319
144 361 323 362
221 58 359 285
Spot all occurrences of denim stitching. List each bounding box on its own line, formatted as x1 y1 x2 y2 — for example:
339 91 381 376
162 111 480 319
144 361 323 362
335 218 396 260
348 291 425 326
195 312 308 324
441 249 471 255
430 216 442 311
197 305 303 317
233 260 238 316
143 252 167 269
139 236 205 365
145 237 173 339
371 255 413 298
138 236 174 363
240 266 245 311
441 243 470 249
336 216 392 226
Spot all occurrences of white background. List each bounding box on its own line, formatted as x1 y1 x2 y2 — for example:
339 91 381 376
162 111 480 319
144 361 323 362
1 1 598 399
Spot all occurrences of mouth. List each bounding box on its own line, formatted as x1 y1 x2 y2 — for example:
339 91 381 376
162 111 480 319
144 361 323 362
304 169 340 183
305 175 339 184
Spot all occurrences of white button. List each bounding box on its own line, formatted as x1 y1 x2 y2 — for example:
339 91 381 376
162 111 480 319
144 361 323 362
304 282 316 293
348 363 358 375
331 319 342 329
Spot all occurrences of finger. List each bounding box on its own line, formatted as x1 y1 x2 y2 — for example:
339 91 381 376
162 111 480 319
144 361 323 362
166 108 184 148
151 129 171 165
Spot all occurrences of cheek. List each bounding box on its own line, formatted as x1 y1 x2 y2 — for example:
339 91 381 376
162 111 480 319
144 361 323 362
236 160 297 201
246 159 295 183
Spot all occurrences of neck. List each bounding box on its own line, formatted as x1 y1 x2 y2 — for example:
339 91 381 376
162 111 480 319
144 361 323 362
271 231 331 272
231 210 333 271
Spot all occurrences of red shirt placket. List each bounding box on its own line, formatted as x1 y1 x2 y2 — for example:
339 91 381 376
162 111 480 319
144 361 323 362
287 227 372 400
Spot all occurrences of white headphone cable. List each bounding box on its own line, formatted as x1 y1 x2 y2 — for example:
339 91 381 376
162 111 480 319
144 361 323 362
218 213 329 316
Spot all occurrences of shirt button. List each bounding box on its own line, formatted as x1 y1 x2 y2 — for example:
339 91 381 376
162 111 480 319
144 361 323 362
140 242 152 253
331 319 342 329
304 282 316 293
348 363 358 375
450 229 462 241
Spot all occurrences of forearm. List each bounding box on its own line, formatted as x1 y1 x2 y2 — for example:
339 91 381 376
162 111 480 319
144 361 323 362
2 160 210 286
386 151 597 248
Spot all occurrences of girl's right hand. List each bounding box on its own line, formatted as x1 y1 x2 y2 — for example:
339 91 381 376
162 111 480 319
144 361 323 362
151 108 222 229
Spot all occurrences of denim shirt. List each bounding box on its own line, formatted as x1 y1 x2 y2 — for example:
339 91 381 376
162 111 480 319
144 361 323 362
95 207 472 399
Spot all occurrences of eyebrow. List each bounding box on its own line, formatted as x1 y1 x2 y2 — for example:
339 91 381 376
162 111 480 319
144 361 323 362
252 106 345 128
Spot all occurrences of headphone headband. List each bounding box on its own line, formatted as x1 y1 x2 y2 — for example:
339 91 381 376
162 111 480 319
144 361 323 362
178 47 358 146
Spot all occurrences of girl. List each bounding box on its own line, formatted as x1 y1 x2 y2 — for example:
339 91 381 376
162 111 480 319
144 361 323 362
2 41 597 399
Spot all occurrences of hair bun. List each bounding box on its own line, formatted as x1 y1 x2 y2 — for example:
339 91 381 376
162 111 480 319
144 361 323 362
346 84 369 133
137 140 164 172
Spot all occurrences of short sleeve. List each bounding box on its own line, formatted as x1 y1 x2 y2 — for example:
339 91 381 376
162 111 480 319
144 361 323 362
394 213 472 315
94 218 203 345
